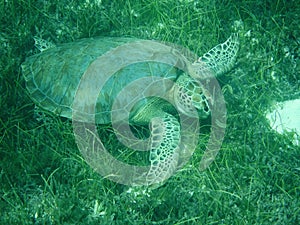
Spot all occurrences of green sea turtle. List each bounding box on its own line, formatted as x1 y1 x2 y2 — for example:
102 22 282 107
22 35 239 186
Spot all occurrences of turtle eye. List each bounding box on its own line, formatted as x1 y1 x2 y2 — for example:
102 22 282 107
187 82 196 91
187 81 210 116
192 90 210 112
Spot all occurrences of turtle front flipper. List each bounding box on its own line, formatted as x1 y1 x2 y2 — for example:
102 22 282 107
146 113 181 186
192 34 239 77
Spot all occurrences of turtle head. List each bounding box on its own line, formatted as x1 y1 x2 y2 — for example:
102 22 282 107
173 73 210 119
172 34 239 119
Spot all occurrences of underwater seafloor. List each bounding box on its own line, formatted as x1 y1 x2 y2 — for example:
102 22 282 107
1 0 299 224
